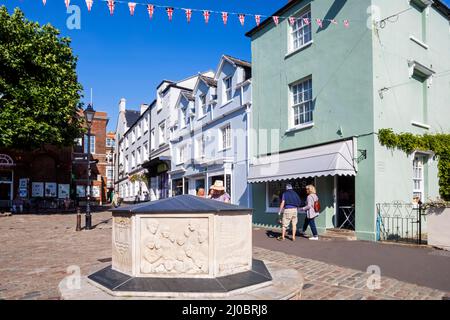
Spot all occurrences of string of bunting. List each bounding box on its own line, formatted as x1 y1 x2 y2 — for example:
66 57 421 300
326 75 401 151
44 0 351 28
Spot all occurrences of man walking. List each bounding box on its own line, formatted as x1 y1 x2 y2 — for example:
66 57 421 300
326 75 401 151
278 184 302 241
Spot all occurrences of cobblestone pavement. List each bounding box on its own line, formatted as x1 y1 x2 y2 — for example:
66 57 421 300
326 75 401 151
0 213 448 300
0 212 112 300
253 247 448 300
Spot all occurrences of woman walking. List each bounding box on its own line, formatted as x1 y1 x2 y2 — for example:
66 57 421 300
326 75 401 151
300 185 320 240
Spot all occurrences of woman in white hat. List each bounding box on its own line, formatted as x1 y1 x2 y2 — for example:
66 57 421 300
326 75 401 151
209 180 231 203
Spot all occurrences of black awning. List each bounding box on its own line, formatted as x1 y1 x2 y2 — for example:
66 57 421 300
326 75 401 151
142 157 171 177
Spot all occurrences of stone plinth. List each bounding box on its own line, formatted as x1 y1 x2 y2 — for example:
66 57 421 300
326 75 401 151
111 195 253 278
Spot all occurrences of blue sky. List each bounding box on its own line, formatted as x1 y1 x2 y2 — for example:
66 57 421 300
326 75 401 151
1 0 449 131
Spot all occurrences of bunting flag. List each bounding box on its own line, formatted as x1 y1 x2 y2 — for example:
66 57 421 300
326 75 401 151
85 0 93 12
185 9 192 23
203 10 210 24
238 14 245 26
289 16 296 26
222 12 228 25
316 18 323 28
166 7 173 21
128 2 136 16
147 4 154 19
255 15 261 26
107 0 115 15
39 2 353 30
273 16 279 26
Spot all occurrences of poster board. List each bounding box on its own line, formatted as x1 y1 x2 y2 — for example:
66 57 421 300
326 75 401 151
92 186 100 198
45 183 57 198
32 182 44 197
76 185 86 198
58 184 70 199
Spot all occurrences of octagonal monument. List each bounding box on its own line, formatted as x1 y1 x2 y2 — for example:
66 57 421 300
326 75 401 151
88 195 275 298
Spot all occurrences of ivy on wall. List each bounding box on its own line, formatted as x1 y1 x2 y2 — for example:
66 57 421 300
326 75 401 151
378 129 450 201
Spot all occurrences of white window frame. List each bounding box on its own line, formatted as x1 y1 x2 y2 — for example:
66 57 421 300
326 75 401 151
413 154 426 202
136 147 141 166
199 94 207 117
125 156 129 173
143 143 149 161
84 135 96 154
181 107 187 128
289 8 313 54
159 122 166 145
196 135 205 159
143 116 149 133
220 124 232 151
150 129 155 150
177 145 186 165
224 76 233 102
289 77 314 130
131 151 136 169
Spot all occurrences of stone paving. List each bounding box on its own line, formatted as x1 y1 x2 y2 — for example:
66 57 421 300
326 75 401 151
253 247 448 300
0 212 448 300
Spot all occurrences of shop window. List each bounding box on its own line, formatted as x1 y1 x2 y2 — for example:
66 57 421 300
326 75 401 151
266 178 314 212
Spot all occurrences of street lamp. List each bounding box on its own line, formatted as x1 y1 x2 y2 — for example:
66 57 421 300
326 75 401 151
84 103 96 230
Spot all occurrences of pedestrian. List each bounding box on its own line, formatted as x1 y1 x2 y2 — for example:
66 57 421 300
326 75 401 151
277 184 302 241
112 192 120 208
300 185 320 240
209 181 231 203
63 196 71 211
12 193 24 214
197 188 205 197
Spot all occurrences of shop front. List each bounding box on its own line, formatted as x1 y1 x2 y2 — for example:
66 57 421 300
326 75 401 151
144 157 170 201
0 154 15 209
248 139 357 233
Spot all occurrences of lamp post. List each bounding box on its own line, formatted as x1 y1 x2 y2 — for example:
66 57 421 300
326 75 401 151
84 103 96 230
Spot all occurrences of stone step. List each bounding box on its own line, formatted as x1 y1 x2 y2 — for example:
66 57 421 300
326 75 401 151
320 228 357 241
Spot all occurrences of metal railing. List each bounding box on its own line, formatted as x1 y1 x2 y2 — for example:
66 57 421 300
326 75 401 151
377 202 426 244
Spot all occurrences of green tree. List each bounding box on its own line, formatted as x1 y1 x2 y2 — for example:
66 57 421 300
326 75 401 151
0 7 83 150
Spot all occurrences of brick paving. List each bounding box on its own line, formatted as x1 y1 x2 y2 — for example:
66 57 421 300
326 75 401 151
253 247 448 300
0 212 448 300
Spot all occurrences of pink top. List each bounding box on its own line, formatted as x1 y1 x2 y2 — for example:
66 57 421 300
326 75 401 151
211 193 231 203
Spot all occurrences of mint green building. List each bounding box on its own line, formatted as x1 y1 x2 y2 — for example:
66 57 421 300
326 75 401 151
246 0 450 241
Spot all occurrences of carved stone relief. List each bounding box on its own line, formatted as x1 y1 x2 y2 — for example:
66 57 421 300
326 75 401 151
140 218 209 275
217 214 251 275
112 216 132 274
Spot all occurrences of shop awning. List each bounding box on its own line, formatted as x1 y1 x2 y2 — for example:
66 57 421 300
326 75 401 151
248 139 357 183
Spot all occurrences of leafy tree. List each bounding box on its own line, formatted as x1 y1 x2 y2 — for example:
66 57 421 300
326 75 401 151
0 7 84 150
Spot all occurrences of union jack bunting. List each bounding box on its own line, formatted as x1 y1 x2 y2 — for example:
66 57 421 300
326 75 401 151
255 15 261 26
303 17 310 25
65 0 70 9
128 2 136 16
147 4 154 19
238 14 245 26
107 0 115 16
42 0 47 5
185 9 192 23
166 7 174 21
330 19 338 25
289 16 296 26
273 16 279 26
203 10 210 24
316 18 323 28
85 0 93 12
222 12 228 25
343 19 350 28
